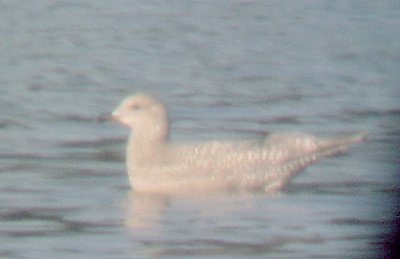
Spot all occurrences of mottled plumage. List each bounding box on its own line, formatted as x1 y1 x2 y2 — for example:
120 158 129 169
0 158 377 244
107 93 365 196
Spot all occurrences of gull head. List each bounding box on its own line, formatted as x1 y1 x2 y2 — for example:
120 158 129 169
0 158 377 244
107 93 169 142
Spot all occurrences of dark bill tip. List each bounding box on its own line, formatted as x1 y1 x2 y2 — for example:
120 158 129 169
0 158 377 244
96 113 113 123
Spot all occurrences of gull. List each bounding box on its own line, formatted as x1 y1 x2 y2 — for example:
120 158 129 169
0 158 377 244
100 93 366 196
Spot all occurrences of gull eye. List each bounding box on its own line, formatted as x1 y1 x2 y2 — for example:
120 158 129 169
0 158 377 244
130 104 141 110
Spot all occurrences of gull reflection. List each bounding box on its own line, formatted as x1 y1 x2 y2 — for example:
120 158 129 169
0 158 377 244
123 191 169 229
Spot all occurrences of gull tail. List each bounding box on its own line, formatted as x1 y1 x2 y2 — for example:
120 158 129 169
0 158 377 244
318 131 367 154
266 131 367 192
294 131 367 171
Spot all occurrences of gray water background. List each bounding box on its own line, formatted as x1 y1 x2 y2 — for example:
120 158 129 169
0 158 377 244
1 0 399 258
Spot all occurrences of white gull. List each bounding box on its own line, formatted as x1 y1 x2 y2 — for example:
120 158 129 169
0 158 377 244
103 93 366 196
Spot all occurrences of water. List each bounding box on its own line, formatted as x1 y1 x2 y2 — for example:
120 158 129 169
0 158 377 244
1 0 399 258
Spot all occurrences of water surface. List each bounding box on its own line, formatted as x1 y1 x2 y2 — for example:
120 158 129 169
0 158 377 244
1 0 399 258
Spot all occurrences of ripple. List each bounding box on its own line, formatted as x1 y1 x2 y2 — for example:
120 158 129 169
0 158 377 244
0 118 30 129
0 207 119 238
143 235 324 257
43 112 97 123
59 136 124 148
330 217 388 227
285 181 380 195
346 108 400 118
